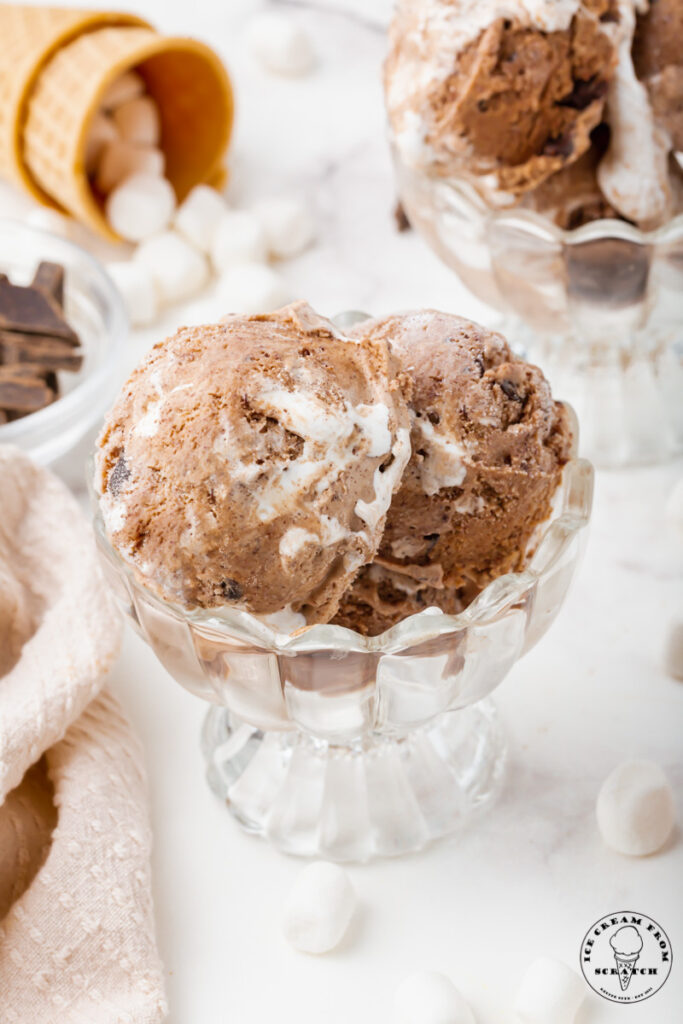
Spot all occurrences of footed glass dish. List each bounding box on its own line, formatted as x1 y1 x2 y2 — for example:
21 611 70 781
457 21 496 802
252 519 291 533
92 456 593 861
394 151 683 468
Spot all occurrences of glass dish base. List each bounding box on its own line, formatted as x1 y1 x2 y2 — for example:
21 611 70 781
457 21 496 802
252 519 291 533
201 699 506 862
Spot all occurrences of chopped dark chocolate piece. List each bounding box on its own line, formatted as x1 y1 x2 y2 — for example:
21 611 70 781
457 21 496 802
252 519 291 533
32 261 65 308
0 276 78 342
0 365 56 413
0 330 83 371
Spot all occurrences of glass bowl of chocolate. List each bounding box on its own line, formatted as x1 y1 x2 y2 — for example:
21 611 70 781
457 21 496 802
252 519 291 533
0 220 126 467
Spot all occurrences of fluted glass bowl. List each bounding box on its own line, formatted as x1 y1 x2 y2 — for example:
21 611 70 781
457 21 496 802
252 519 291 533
394 151 683 469
92 454 593 861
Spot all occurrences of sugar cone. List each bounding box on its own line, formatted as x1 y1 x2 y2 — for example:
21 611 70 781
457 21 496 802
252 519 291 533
0 4 148 200
21 22 233 240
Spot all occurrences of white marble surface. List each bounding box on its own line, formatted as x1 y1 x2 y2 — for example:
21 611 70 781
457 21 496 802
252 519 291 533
5 0 683 1021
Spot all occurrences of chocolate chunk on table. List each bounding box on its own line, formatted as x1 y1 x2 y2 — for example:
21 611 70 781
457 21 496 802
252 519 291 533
0 275 77 342
32 261 65 308
0 364 57 413
0 330 83 371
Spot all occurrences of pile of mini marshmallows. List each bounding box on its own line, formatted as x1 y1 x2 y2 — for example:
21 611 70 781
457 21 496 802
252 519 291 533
83 66 314 327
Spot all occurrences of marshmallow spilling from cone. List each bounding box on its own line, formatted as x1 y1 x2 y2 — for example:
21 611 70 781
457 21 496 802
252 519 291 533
77 70 317 326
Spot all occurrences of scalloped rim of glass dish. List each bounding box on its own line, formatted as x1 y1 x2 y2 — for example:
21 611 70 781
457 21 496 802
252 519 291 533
398 154 683 247
91 456 594 656
0 219 127 461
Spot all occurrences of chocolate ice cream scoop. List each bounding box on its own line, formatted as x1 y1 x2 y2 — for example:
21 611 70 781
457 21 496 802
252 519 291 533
333 311 573 636
95 302 412 623
386 0 617 201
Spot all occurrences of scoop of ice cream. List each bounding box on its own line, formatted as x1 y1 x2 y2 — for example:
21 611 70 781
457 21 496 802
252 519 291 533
334 311 573 635
385 0 617 201
95 302 411 622
610 926 644 956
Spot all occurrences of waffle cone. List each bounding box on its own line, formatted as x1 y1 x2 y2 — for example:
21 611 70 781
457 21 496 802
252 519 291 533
21 22 233 240
0 4 147 199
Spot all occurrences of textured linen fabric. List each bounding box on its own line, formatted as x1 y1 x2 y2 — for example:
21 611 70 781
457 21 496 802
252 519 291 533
0 445 167 1023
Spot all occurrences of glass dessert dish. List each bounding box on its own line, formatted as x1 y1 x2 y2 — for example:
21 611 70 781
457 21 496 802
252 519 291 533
393 152 683 469
0 220 126 466
92 453 593 862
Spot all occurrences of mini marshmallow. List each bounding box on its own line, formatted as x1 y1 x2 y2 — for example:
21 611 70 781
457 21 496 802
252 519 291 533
216 263 289 315
664 620 683 680
515 958 585 1024
84 112 118 175
96 141 165 194
247 13 316 77
282 862 355 954
106 173 175 242
113 95 161 147
134 230 209 305
665 478 683 541
211 210 268 272
253 196 315 259
174 185 228 252
596 759 676 856
394 972 475 1024
100 70 145 110
25 206 72 238
106 260 159 327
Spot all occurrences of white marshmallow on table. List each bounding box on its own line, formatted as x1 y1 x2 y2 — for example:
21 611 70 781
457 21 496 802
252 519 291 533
106 260 159 328
25 206 72 238
246 12 316 77
113 95 161 147
100 70 145 111
211 210 268 271
84 111 118 175
216 262 290 315
95 140 165 194
282 862 355 954
664 620 683 680
665 478 683 541
174 184 227 252
253 196 315 259
394 971 475 1024
514 958 585 1024
134 230 209 305
596 759 676 856
106 173 175 242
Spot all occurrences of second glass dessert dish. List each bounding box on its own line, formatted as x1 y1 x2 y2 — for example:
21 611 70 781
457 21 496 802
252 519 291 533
91 302 594 861
385 0 683 468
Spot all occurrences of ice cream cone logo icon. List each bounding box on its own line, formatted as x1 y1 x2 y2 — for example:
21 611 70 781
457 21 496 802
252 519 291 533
581 912 672 1004
610 926 643 990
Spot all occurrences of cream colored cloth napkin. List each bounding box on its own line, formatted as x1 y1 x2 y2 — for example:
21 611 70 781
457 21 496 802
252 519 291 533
0 445 167 1023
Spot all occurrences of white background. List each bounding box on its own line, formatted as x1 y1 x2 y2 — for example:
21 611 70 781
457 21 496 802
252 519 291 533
11 0 683 1020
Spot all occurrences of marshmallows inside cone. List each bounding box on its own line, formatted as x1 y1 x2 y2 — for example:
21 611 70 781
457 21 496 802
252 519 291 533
94 303 573 634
